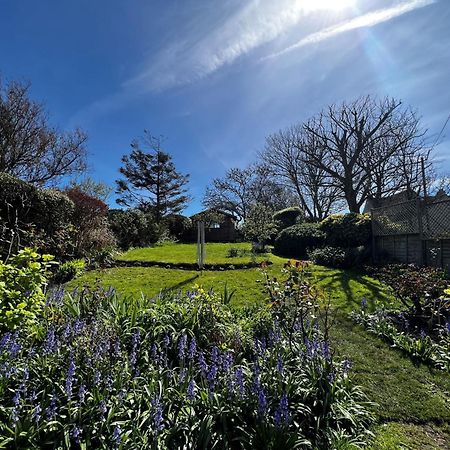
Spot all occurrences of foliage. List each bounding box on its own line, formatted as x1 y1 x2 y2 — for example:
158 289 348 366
163 214 192 241
108 209 160 250
67 177 113 203
351 307 450 372
0 248 53 331
272 207 303 231
309 246 370 269
65 188 115 256
0 173 74 259
241 203 278 249
274 223 325 258
0 77 87 185
115 132 190 222
319 213 372 248
372 264 449 328
0 266 374 449
52 259 85 284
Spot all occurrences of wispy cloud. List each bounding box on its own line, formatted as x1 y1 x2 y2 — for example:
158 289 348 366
124 0 348 93
264 0 436 60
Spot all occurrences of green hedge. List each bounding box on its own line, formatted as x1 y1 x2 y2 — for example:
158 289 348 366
319 213 371 247
274 223 325 258
273 207 303 230
108 209 160 250
0 173 74 258
308 246 370 269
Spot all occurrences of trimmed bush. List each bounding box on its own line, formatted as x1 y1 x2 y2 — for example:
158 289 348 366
309 246 370 269
319 213 371 247
273 207 303 231
0 173 74 258
52 259 85 284
108 209 160 250
274 223 325 258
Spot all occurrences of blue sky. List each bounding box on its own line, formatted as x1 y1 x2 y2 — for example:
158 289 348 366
1 0 449 214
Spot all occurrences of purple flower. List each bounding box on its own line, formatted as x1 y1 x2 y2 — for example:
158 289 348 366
198 350 208 376
94 370 101 387
78 384 86 404
151 395 164 433
179 368 187 383
31 405 42 423
65 355 76 398
71 425 82 444
43 326 57 355
163 334 170 349
274 392 289 426
211 346 219 365
342 359 352 373
46 394 58 419
207 364 218 397
187 337 197 360
112 425 121 448
276 355 284 374
361 298 368 310
178 334 187 360
420 329 427 339
234 367 245 398
221 351 234 372
257 386 268 416
187 379 196 401
99 399 107 420
129 330 140 367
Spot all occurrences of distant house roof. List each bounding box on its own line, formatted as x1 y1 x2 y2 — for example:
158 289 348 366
190 208 238 222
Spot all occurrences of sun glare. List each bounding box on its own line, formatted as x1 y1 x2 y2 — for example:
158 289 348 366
303 0 355 12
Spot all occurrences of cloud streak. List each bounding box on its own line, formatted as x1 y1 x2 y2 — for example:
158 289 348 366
264 0 436 60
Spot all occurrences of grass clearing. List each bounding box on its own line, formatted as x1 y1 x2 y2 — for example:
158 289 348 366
116 242 285 266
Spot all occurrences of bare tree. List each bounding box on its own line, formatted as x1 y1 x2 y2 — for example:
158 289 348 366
261 125 341 220
0 78 87 185
203 163 293 222
303 96 428 213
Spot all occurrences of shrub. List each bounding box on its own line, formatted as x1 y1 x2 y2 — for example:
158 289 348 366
52 259 85 284
108 209 160 250
0 248 53 331
319 213 371 247
373 264 449 328
274 223 325 258
226 247 240 258
0 173 74 258
309 246 370 269
273 207 303 231
242 203 278 249
163 214 192 241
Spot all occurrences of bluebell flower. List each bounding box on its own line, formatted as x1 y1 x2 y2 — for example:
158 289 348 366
178 334 187 360
45 393 58 419
187 337 197 360
276 355 284 374
222 351 234 372
78 384 86 404
151 395 164 433
94 370 101 387
234 367 245 399
43 326 57 355
257 386 268 417
342 359 352 373
179 368 187 383
420 329 427 339
112 425 122 448
198 350 208 376
65 355 76 398
361 298 368 310
99 399 107 420
187 379 196 401
207 364 218 396
31 405 42 423
71 425 82 444
163 333 170 349
274 392 289 426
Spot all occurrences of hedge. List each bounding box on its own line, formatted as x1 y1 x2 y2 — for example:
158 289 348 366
273 207 303 231
274 223 325 258
319 213 371 247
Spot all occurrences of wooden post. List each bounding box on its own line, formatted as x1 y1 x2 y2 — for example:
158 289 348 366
197 221 205 270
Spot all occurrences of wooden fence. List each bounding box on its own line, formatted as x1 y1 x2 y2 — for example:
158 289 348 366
371 198 450 271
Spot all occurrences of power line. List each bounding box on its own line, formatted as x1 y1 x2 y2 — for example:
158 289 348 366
430 113 450 152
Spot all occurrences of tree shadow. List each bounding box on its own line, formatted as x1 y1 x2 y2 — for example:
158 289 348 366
163 275 200 292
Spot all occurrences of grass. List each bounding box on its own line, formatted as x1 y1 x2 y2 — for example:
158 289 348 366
68 243 450 448
116 242 284 266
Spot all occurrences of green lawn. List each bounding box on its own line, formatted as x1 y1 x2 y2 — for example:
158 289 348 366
116 242 285 266
68 244 450 448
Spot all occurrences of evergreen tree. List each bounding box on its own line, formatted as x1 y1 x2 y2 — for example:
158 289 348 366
116 132 190 223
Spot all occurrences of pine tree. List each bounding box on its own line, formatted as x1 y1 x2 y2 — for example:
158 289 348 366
116 132 190 223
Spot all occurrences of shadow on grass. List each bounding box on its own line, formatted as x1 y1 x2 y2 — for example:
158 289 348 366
163 275 200 292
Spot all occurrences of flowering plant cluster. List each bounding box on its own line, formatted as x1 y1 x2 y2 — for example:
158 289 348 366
0 263 373 449
351 301 450 372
